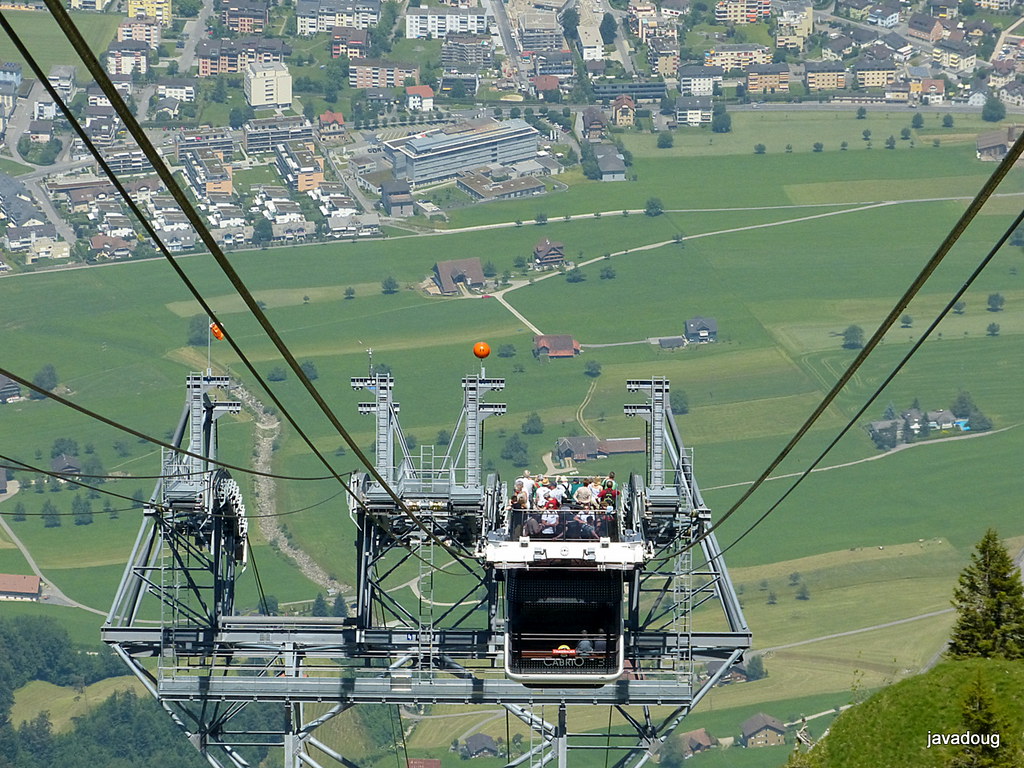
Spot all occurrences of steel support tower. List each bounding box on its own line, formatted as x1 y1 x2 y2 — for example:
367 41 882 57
103 371 750 768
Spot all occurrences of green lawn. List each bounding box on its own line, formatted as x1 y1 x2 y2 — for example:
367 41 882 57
0 11 120 78
0 157 32 176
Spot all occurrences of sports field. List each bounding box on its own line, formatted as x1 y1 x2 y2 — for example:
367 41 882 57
2 110 1023 765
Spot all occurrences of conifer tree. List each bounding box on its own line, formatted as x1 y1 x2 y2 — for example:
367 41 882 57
950 670 1019 768
312 593 328 617
948 529 1024 659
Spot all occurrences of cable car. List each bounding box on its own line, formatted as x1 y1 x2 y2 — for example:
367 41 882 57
482 493 649 686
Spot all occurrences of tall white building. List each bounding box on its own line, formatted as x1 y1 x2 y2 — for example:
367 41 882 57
405 7 490 39
244 62 293 108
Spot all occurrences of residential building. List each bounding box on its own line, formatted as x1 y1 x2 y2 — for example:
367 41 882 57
330 26 369 58
611 94 636 126
0 375 21 403
349 58 419 88
380 180 414 216
116 16 161 48
675 96 713 126
775 1 813 49
222 0 269 33
648 38 679 78
976 125 1024 160
295 0 381 34
533 237 565 267
746 63 789 93
441 34 494 69
47 64 76 99
852 57 896 87
180 148 233 196
274 140 324 191
101 146 154 175
926 0 958 17
244 61 292 108
933 39 976 72
127 0 171 26
822 35 854 61
157 78 197 102
741 714 786 747
197 37 291 77
581 106 607 140
593 143 626 181
71 0 114 9
406 84 434 112
714 0 770 23
703 44 772 70
28 120 52 143
685 316 717 342
433 257 485 293
34 100 56 120
405 7 490 38
591 80 667 100
660 0 690 17
999 82 1024 107
866 3 899 26
906 12 943 42
976 0 1011 10
804 61 847 90
518 11 564 52
176 127 235 158
106 39 149 75
534 51 574 79
988 59 1017 89
577 25 603 60
243 116 314 153
384 118 539 186
318 110 346 140
678 64 723 96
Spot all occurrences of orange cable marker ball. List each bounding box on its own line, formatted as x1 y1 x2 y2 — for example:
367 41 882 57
210 323 225 341
473 341 490 359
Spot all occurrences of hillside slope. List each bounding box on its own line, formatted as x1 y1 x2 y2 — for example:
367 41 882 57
792 659 1024 768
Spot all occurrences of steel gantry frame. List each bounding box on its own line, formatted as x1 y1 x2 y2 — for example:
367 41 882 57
103 371 750 768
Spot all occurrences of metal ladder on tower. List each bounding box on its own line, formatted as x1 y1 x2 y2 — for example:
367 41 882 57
416 444 437 679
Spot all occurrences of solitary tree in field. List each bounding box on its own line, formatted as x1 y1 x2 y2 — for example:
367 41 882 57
911 112 924 129
987 322 1000 337
954 300 966 314
987 293 1005 311
584 360 602 377
813 142 824 152
645 198 664 216
885 135 897 149
856 106 867 119
842 325 864 349
657 132 673 149
754 143 766 154
982 96 1006 123
948 529 1024 659
381 276 399 294
900 127 911 140
943 113 955 128
840 140 848 151
862 128 872 141
900 313 913 328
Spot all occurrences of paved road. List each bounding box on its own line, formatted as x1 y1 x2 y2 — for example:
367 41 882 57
6 79 43 163
0 482 107 616
177 0 215 72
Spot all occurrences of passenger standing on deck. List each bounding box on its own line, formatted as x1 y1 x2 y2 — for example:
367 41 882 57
573 481 595 509
521 471 536 507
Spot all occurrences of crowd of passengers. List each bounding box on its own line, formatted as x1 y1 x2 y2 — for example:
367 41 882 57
508 471 619 540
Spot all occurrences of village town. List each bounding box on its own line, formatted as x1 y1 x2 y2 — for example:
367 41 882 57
0 0 1022 268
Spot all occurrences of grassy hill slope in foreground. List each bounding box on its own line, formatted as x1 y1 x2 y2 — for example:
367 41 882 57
793 659 1024 768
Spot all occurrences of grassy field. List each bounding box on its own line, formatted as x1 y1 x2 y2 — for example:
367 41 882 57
0 11 120 78
11 676 146 732
2 109 1024 766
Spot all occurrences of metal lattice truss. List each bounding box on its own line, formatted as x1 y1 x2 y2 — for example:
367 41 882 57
103 372 750 768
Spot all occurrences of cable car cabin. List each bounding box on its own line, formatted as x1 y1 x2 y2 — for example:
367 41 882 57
504 568 623 685
481 499 651 686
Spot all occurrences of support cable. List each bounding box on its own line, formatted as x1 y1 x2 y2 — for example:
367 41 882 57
710 198 1024 560
6 5 477 573
659 125 1024 559
0 366 340 483
0 450 348 519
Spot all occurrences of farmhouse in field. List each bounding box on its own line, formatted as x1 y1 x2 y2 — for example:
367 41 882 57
533 237 565 268
741 713 786 747
0 574 41 601
0 374 21 403
555 436 645 461
51 454 81 477
464 733 499 758
685 316 717 343
534 334 581 358
677 728 718 757
433 257 485 294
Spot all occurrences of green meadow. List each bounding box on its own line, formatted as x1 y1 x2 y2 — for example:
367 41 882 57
3 111 1024 766
0 11 120 78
